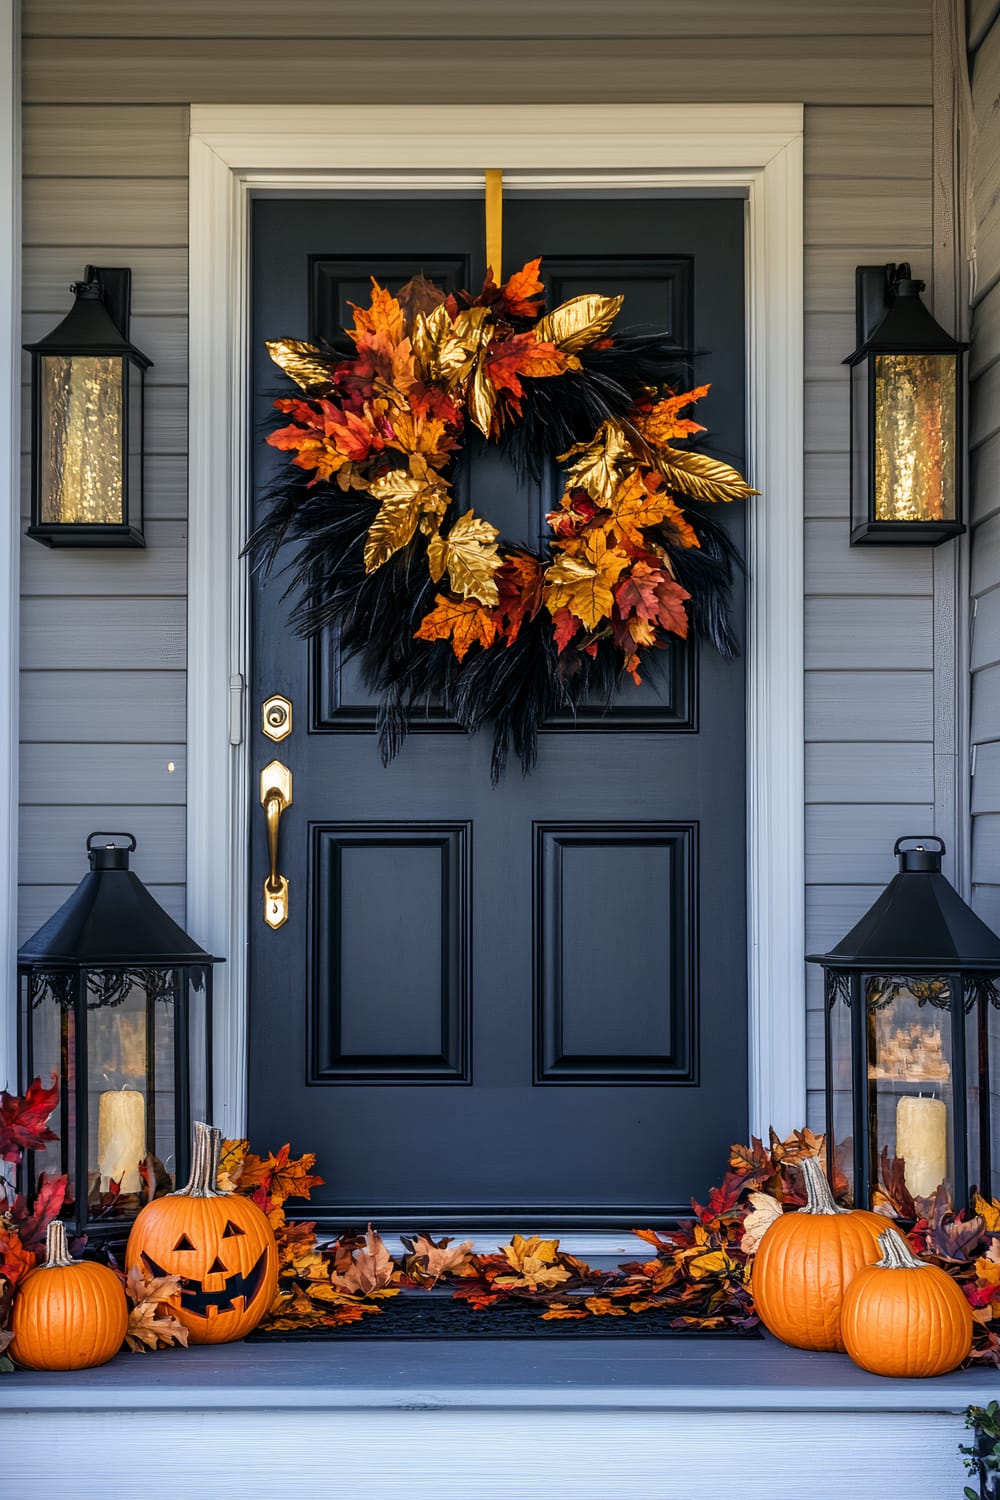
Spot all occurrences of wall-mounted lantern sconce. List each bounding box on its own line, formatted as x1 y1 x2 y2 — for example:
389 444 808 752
844 263 967 546
23 266 152 548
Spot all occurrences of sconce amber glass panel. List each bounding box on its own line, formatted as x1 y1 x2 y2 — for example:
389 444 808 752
873 352 957 523
38 354 124 525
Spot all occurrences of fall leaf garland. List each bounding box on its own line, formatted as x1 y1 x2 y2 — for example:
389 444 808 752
251 260 754 779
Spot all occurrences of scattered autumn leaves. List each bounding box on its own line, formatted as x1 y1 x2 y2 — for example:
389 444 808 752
266 257 754 686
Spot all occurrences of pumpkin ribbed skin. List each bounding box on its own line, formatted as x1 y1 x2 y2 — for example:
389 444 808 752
750 1156 885 1352
841 1229 973 1378
10 1223 128 1371
125 1122 278 1345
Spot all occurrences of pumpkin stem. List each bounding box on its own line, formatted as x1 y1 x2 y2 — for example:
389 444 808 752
42 1218 76 1269
797 1153 849 1216
174 1120 224 1199
875 1226 928 1271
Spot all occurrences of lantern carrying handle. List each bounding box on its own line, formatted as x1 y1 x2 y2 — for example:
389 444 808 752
87 831 137 852
893 834 945 858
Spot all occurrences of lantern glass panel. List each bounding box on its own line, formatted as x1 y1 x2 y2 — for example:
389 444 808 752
850 357 870 535
38 354 125 526
965 984 1000 1201
23 978 74 1198
873 352 957 524
869 978 954 1202
87 976 152 1217
827 982 856 1202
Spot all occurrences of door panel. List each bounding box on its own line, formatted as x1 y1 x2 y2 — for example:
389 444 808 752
249 194 747 1225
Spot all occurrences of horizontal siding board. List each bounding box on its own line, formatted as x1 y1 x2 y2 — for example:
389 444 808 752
23 247 187 316
972 362 1000 450
971 429 1000 528
20 597 186 670
972 882 1000 935
973 663 1000 743
805 744 934 804
805 180 932 246
805 670 933 740
974 17 1000 135
144 455 187 520
804 452 849 520
19 670 186 742
18 803 185 884
805 519 933 596
20 0 934 38
805 381 848 454
973 740 1000 813
806 804 930 884
973 511 1000 598
20 521 187 596
22 178 187 247
21 313 187 387
803 106 932 180
806 883 886 950
20 743 186 805
804 312 854 381
804 245 932 315
18 882 185 942
805 597 933 670
973 812 1000 884
973 588 1000 671
21 38 933 107
21 104 189 176
971 278 1000 380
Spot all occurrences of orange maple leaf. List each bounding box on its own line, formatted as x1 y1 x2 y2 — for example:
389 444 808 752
414 594 499 661
638 384 710 447
348 279 405 348
493 553 544 643
498 257 545 318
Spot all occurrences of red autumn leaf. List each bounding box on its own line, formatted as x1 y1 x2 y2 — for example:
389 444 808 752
498 257 545 319
612 560 691 653
0 1227 36 1289
550 606 581 654
493 553 544 643
0 1075 59 1163
14 1173 68 1253
482 332 572 416
545 492 600 540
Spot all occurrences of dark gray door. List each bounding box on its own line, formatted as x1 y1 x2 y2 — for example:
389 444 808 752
249 194 747 1227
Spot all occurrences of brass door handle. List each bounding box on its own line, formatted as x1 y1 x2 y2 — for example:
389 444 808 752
260 759 292 928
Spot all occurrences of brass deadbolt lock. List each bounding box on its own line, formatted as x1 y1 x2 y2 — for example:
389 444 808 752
262 694 292 743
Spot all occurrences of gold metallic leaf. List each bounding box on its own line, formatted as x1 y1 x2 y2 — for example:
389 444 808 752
426 509 502 606
266 339 337 396
559 420 634 501
411 304 493 394
468 358 497 437
534 294 623 354
365 460 450 573
656 447 758 505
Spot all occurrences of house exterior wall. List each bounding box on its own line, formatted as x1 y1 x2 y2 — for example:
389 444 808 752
970 5 1000 935
18 1 947 1131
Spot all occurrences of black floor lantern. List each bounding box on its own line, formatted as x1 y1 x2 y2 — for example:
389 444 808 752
807 837 1000 1214
17 834 222 1241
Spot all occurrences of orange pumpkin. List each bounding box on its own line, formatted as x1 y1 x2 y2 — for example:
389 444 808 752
841 1226 973 1377
751 1154 886 1351
10 1219 128 1370
125 1121 278 1345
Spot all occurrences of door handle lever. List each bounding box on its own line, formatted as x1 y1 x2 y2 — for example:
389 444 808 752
260 759 292 928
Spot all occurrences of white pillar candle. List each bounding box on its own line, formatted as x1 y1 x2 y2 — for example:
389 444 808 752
97 1087 146 1194
896 1093 948 1199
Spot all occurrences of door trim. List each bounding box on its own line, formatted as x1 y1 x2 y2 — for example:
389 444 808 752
187 104 805 1150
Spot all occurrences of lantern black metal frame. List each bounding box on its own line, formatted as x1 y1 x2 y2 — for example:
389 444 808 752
23 265 151 548
17 833 222 1243
808 836 1000 1214
845 262 967 547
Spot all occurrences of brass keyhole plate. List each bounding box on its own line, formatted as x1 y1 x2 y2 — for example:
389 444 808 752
262 694 292 743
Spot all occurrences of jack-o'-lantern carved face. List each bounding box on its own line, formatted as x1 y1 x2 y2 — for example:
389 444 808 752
125 1123 278 1345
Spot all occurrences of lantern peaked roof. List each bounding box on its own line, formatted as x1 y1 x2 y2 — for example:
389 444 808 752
18 835 221 967
23 271 152 366
807 836 1000 972
844 266 968 365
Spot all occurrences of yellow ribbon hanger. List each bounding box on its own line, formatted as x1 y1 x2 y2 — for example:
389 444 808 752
485 168 503 286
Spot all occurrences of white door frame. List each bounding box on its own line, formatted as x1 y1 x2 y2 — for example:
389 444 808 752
187 103 805 1148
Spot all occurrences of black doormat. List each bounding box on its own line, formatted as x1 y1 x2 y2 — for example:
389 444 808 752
247 1292 761 1341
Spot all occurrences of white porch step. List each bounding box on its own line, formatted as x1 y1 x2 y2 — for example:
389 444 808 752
3 1333 996 1499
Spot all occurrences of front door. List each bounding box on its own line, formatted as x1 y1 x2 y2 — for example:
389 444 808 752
248 192 747 1227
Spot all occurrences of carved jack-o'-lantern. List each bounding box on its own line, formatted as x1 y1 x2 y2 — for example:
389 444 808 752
125 1121 278 1344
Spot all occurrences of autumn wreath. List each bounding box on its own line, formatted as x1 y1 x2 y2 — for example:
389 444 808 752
252 258 755 777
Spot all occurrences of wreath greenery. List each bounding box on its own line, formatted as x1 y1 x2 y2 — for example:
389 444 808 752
252 258 755 777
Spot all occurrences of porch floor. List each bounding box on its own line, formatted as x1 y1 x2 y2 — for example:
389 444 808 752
4 1333 996 1498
